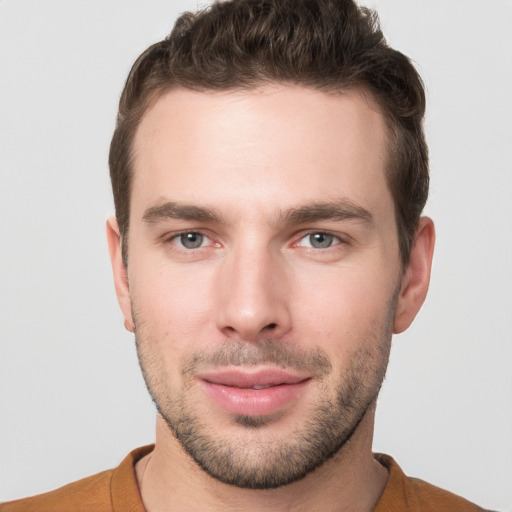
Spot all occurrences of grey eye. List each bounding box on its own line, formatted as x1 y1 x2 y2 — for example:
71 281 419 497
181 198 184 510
309 233 334 249
180 232 204 249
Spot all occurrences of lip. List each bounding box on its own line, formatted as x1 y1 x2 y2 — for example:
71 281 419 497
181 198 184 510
198 368 311 417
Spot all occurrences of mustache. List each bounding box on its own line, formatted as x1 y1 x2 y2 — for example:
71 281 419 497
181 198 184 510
181 339 332 377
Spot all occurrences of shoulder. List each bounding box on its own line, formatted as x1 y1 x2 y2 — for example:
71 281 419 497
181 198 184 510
0 469 115 512
0 445 153 512
374 454 490 512
403 476 488 512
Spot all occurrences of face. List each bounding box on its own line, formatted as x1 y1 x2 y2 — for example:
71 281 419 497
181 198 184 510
109 85 427 489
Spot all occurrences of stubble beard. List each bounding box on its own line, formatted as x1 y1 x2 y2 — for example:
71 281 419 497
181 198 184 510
134 302 395 490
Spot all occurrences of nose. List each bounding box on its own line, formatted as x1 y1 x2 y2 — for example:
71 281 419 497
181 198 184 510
215 243 292 341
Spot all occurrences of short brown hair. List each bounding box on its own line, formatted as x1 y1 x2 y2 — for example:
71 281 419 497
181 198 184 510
109 0 428 266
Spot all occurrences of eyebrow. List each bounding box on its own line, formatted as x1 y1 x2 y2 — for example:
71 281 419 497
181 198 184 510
280 199 374 226
143 202 224 224
142 199 373 226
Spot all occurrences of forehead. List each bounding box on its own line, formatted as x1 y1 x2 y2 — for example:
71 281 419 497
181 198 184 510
131 85 391 220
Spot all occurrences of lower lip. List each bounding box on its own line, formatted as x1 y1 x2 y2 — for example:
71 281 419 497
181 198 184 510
201 380 310 417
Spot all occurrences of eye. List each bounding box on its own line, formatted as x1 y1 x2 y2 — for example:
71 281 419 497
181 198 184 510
172 232 209 249
296 232 341 249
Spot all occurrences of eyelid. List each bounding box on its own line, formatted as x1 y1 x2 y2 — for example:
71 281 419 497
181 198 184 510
292 230 346 249
160 228 349 250
164 229 220 249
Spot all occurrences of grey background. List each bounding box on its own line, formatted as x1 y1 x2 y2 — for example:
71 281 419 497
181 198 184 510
0 1 511 509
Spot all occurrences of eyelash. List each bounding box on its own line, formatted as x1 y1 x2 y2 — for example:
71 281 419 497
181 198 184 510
166 230 217 250
164 230 346 252
293 231 344 250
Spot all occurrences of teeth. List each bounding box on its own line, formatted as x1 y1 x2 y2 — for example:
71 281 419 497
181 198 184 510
252 385 273 390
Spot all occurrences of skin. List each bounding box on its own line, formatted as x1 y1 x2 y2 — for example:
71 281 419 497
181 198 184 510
107 85 435 512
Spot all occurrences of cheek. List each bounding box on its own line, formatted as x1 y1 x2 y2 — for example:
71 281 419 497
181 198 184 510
290 263 397 355
131 271 212 393
130 262 214 346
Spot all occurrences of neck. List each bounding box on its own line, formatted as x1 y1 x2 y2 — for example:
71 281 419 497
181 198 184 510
136 407 388 512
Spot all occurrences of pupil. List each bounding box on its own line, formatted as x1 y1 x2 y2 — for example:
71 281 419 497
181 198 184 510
311 233 332 248
181 233 203 249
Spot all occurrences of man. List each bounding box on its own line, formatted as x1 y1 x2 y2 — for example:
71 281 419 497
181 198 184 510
0 0 492 510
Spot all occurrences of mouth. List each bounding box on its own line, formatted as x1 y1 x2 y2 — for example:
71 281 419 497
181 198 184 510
197 368 312 417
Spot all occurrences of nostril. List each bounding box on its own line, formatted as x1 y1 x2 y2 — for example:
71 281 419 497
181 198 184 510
266 323 278 330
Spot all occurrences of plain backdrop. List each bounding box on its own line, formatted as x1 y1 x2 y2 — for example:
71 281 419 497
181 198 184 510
0 1 511 509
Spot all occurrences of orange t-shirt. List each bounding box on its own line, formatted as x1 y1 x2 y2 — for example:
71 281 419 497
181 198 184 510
1 446 488 511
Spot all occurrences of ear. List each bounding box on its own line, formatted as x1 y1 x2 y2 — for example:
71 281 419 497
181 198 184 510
393 217 435 334
106 217 135 333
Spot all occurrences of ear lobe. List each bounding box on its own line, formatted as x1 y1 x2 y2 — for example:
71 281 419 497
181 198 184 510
393 216 435 334
106 217 135 333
